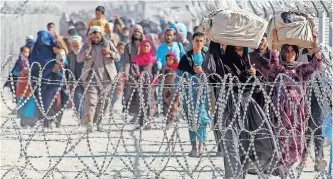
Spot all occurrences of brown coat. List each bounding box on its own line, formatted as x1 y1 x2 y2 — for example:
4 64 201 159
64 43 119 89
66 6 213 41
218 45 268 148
77 38 120 82
160 66 179 121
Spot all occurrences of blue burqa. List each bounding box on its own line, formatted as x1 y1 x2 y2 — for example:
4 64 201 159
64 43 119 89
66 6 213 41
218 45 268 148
29 30 68 119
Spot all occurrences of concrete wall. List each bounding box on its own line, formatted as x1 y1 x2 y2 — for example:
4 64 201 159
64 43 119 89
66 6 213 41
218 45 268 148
0 14 61 78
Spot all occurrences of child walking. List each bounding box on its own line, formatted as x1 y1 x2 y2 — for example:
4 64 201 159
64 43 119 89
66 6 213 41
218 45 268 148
14 46 36 127
160 52 179 128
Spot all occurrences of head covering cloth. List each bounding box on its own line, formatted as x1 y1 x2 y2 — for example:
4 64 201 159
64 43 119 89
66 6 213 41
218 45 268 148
133 40 157 66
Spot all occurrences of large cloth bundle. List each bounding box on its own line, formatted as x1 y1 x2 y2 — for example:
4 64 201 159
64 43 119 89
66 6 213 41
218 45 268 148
198 9 268 48
267 11 316 49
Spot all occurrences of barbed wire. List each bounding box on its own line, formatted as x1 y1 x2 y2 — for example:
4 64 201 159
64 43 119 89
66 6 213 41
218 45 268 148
1 53 333 179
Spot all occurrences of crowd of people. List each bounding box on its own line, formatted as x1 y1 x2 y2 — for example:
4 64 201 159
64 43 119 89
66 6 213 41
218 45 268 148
4 5 332 179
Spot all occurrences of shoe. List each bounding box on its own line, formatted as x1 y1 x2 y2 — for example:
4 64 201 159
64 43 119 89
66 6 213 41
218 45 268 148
165 121 173 130
10 110 17 115
136 126 143 130
129 117 138 124
144 124 152 130
247 169 258 175
198 142 205 155
216 151 224 157
97 125 105 132
87 123 93 133
43 119 50 128
314 159 327 171
80 118 87 126
49 122 55 130
55 120 60 128
188 148 198 157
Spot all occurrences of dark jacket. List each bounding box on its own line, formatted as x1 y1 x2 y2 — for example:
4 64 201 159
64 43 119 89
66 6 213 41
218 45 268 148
67 51 84 81
249 48 270 78
178 49 208 75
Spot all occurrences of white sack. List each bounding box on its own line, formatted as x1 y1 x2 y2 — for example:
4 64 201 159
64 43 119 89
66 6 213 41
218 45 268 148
267 11 316 49
198 9 268 49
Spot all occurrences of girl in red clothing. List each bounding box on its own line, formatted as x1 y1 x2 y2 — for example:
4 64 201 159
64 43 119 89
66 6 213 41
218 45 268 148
160 52 179 126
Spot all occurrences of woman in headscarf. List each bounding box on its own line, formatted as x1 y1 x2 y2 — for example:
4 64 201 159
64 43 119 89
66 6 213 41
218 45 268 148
75 21 87 43
204 43 276 179
128 40 158 129
144 33 160 54
113 17 124 35
268 42 323 177
30 30 68 128
176 23 190 49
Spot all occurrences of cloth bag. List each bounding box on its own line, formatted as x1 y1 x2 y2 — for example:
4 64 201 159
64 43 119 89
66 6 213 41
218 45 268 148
198 9 268 49
267 11 316 49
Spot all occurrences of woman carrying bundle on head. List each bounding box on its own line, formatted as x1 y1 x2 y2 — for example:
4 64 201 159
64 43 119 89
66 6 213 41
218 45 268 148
268 30 324 177
204 43 276 179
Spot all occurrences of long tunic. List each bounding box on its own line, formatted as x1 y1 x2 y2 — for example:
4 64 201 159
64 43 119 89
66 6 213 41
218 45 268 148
268 51 322 170
203 50 276 178
127 62 158 118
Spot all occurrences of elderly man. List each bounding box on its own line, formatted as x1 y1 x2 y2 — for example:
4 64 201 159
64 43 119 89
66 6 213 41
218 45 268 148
67 35 85 125
77 26 120 132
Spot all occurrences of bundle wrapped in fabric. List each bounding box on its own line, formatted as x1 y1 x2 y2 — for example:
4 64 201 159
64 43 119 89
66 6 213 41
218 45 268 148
197 9 268 49
267 11 316 49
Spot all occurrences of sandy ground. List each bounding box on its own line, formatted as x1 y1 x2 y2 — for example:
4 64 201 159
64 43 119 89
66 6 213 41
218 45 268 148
0 93 331 179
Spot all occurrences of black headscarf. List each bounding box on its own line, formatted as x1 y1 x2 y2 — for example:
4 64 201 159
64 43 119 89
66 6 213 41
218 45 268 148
223 45 251 77
280 44 299 70
280 44 299 62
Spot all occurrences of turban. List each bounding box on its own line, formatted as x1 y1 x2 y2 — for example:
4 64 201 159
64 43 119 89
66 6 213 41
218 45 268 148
69 35 82 43
89 26 102 34
132 24 144 34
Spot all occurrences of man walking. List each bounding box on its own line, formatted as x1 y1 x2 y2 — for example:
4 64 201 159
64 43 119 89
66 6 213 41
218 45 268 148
67 35 85 125
77 26 120 132
123 24 144 113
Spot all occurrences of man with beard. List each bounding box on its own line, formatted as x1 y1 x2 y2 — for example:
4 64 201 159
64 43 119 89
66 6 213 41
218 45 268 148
67 35 85 125
77 26 120 132
156 28 186 70
123 24 144 77
249 33 270 78
123 24 144 116
119 27 131 44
